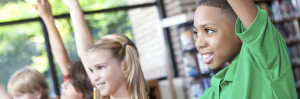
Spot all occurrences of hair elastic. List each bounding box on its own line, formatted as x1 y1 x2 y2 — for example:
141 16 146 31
123 43 128 48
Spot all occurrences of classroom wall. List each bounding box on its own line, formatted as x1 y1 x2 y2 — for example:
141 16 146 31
126 0 200 79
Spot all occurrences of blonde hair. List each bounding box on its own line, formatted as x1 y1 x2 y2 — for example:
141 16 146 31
7 67 48 99
88 34 149 99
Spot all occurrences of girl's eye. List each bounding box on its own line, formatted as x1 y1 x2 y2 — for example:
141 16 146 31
205 28 213 34
89 69 93 73
98 66 105 70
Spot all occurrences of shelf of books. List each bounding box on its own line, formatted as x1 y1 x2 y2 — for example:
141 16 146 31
177 22 214 99
256 0 300 96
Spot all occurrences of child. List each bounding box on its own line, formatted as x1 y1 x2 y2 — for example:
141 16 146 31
193 0 297 98
36 0 93 98
7 67 48 99
87 34 149 99
61 0 149 98
61 61 93 99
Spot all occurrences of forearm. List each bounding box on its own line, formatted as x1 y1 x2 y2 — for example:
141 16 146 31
68 3 94 58
67 2 94 81
42 17 71 75
0 86 11 99
227 0 257 29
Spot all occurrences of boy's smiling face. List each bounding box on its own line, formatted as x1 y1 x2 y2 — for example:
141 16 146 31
193 6 242 69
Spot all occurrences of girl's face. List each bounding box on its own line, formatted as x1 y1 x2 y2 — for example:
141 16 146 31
61 80 83 99
87 49 128 97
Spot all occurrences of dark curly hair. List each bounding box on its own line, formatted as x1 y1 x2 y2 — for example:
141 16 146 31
68 61 93 99
198 0 237 20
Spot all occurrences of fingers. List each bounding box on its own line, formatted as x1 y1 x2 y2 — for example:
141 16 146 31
36 0 49 5
35 0 50 10
32 4 38 10
36 0 41 4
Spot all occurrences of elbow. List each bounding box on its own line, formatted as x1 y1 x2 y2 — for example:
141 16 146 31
77 51 87 60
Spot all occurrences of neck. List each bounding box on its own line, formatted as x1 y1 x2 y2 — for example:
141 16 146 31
110 81 130 99
228 49 241 64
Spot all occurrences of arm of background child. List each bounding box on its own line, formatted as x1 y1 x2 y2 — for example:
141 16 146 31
227 0 257 29
0 85 11 99
37 0 71 76
62 0 94 80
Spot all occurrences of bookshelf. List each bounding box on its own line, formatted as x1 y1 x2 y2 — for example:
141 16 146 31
273 17 300 24
177 23 214 99
255 0 300 96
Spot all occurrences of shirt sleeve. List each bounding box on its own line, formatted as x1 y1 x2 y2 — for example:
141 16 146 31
235 8 291 79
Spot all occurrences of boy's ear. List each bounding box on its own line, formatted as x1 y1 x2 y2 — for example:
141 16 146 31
35 88 43 99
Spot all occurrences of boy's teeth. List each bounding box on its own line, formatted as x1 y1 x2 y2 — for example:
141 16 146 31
203 54 210 58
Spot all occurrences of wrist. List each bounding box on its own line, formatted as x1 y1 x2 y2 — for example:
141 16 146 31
68 2 82 12
67 1 81 9
42 16 55 23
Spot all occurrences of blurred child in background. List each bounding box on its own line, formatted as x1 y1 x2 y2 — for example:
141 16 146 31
7 67 48 99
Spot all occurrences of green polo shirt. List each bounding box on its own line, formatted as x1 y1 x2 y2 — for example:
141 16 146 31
199 8 297 99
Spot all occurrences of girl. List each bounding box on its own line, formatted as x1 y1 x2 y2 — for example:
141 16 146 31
87 34 149 99
36 0 93 98
61 0 149 98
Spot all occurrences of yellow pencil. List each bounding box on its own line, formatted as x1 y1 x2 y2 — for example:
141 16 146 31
94 87 97 99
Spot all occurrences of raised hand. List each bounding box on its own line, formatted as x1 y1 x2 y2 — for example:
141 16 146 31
36 0 53 20
61 0 95 83
36 0 72 76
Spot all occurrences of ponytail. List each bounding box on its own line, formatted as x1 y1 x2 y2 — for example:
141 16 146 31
123 42 149 99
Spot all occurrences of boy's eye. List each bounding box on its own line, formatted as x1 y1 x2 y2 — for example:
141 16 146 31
205 28 213 34
193 31 199 39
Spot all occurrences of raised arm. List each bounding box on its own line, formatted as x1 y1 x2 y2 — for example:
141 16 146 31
227 0 257 29
62 0 94 79
0 85 11 99
37 0 71 75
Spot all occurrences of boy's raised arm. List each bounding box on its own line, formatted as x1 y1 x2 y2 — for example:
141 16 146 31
227 0 258 29
37 0 71 75
62 0 94 79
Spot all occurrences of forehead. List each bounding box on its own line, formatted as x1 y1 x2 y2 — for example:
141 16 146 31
87 49 114 63
194 6 225 28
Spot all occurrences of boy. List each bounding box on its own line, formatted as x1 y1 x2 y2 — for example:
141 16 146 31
193 0 297 98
